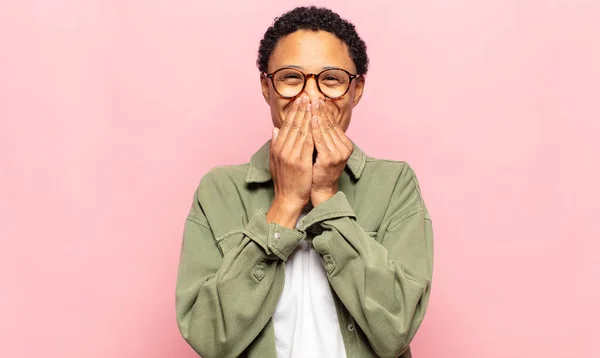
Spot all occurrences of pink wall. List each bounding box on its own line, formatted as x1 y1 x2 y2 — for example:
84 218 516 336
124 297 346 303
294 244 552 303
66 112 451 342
1 1 599 357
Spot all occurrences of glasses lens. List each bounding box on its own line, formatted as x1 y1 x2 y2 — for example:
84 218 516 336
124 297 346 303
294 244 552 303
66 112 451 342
273 68 305 98
318 69 351 98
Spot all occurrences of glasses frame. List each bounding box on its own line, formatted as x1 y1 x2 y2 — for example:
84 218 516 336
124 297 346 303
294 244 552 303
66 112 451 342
263 67 360 99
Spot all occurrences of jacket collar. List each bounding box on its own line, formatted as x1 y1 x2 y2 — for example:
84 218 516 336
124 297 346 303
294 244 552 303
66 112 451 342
245 139 367 184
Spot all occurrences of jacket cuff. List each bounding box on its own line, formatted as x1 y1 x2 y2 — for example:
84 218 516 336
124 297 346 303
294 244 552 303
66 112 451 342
242 211 306 261
299 191 356 231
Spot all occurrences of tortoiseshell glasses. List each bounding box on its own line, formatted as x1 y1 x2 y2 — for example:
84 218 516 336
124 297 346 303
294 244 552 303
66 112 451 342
263 67 360 99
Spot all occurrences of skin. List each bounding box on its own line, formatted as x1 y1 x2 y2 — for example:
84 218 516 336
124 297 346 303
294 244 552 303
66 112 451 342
260 30 366 229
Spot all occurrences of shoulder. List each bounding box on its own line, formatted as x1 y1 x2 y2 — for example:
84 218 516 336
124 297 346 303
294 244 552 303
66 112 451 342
364 155 413 174
194 163 251 202
362 155 427 214
364 155 421 191
199 163 249 187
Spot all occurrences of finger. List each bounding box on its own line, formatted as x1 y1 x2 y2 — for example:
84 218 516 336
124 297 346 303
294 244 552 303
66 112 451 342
292 98 313 158
326 102 354 151
312 113 338 160
310 97 320 118
321 100 353 154
276 96 302 146
319 100 344 148
311 115 327 155
301 127 314 159
315 102 339 156
282 96 309 152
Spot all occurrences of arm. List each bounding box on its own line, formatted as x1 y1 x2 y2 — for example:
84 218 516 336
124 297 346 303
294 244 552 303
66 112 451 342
300 165 434 358
176 96 315 357
175 178 305 358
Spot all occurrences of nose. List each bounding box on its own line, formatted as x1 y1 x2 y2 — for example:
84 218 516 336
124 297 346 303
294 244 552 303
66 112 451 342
303 74 325 102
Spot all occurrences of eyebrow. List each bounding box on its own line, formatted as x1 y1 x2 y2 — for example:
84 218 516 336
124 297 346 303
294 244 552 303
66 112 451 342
282 65 341 71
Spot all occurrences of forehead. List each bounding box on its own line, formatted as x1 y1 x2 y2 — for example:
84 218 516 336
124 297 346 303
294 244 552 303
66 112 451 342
268 30 356 73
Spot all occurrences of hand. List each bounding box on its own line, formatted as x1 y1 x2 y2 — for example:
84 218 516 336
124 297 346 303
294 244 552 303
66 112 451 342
310 98 354 207
267 95 314 228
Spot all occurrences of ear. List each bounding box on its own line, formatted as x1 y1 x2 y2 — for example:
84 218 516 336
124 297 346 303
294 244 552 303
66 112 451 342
260 73 271 105
352 76 365 107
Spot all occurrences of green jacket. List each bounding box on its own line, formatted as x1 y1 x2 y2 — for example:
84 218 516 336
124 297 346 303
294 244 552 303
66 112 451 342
176 140 434 358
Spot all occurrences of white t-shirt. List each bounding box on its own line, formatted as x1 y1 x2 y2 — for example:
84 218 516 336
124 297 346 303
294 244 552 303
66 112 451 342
272 209 347 358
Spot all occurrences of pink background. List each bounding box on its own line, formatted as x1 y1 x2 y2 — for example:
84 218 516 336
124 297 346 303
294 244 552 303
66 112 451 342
1 0 599 357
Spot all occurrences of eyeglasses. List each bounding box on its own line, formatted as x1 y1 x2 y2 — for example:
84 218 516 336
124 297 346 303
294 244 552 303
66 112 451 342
263 67 360 99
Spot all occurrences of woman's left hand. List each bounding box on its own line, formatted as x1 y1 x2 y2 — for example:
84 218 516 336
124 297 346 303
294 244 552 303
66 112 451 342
309 98 354 207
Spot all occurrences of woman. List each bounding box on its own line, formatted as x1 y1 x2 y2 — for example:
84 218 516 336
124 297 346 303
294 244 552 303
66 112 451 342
176 6 433 358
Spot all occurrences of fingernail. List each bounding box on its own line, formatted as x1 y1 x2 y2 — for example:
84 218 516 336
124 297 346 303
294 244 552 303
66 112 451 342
294 97 301 105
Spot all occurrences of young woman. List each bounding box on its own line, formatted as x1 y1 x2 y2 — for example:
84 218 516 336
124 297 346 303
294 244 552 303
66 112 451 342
176 6 434 358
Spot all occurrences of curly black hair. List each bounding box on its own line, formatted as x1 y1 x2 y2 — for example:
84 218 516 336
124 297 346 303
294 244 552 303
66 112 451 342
257 6 369 76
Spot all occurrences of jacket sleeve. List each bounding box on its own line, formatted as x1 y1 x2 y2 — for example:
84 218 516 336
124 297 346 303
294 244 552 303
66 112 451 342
299 164 434 358
175 174 306 358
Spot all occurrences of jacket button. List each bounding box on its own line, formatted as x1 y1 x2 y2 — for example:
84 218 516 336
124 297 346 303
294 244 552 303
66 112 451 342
274 232 281 239
347 323 355 331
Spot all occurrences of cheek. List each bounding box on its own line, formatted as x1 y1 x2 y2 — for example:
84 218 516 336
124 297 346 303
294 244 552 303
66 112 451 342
327 100 353 132
326 100 350 121
281 94 302 114
272 97 293 126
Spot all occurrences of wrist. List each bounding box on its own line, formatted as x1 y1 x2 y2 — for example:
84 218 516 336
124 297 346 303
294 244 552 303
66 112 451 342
311 189 337 207
266 197 305 229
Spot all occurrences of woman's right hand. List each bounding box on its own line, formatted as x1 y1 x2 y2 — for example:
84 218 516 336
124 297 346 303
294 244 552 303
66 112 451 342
266 95 314 228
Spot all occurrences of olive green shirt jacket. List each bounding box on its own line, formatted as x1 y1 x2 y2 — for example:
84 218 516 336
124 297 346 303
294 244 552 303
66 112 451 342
176 140 434 358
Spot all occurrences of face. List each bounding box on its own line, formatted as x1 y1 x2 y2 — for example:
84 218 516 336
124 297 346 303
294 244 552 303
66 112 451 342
260 30 365 132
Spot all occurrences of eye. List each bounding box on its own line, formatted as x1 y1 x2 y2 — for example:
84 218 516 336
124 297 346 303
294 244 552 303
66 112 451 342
283 74 303 80
321 76 345 87
276 72 304 85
